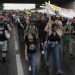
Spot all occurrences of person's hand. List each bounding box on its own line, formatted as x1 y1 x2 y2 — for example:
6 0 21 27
41 50 45 55
25 55 28 62
20 24 24 29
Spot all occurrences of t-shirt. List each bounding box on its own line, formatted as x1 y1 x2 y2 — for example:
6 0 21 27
64 24 73 31
25 33 37 53
48 32 61 42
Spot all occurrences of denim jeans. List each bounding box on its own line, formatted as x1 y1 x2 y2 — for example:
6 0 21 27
44 41 63 73
28 52 37 75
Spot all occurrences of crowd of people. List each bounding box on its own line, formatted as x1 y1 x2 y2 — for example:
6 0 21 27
0 10 75 75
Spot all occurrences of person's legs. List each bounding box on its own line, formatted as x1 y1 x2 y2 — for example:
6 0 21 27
28 53 32 71
52 43 63 74
46 42 56 74
31 53 37 75
44 41 51 66
44 43 48 64
2 41 8 62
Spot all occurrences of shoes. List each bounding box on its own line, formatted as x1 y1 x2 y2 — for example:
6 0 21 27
41 50 45 55
28 65 32 71
56 70 64 75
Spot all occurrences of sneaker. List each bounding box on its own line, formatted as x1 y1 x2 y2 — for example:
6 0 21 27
41 50 45 55
28 66 32 71
56 70 64 75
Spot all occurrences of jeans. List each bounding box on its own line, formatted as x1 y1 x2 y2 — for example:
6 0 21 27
28 52 37 75
44 41 63 73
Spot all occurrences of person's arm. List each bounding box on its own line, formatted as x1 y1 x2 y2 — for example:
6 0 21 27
4 23 11 39
44 17 52 36
17 17 24 29
7 23 12 32
19 22 24 29
24 25 29 40
24 36 28 61
25 43 28 57
56 27 64 38
35 25 39 41
25 43 28 61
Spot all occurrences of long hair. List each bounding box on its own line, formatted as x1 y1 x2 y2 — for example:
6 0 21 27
51 23 58 32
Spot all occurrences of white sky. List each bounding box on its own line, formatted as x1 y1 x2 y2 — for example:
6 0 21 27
3 3 35 10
